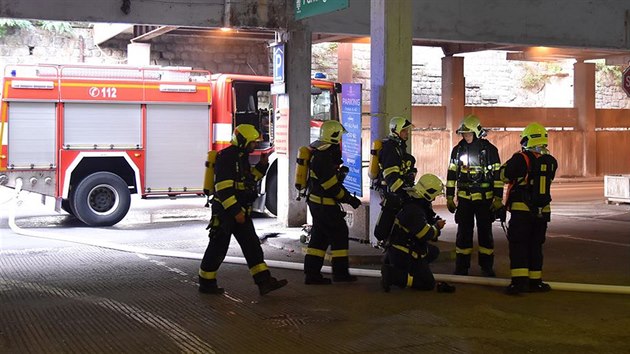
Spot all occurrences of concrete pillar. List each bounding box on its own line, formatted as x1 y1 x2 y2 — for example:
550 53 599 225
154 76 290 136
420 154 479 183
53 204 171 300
277 26 311 227
368 0 412 245
574 62 597 177
337 43 353 83
441 56 465 146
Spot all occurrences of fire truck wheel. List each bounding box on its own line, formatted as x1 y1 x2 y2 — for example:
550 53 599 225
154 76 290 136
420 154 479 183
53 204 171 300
265 163 277 216
71 172 131 227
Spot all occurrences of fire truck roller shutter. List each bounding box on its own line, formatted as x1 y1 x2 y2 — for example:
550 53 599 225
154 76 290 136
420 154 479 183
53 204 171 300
64 103 142 149
8 102 56 170
145 104 210 193
70 171 131 226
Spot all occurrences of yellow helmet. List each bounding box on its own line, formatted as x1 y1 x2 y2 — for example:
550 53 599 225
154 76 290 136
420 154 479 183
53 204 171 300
521 122 548 149
456 114 484 138
319 120 347 144
389 116 413 135
409 174 444 201
231 124 261 148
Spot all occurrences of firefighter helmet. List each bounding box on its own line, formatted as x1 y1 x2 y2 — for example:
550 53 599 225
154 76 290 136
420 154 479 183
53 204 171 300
456 114 484 138
409 173 444 201
231 124 261 148
389 117 413 136
319 120 347 144
521 122 548 149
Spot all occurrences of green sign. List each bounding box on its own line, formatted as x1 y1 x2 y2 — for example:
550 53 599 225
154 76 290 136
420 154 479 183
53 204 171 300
295 0 349 20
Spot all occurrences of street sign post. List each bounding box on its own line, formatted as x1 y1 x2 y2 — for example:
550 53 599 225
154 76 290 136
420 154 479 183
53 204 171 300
295 0 348 20
622 66 630 98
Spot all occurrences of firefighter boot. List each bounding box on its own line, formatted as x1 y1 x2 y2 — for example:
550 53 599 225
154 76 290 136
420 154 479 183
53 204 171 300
304 251 331 284
258 277 288 295
198 276 225 295
380 263 392 292
454 254 470 275
305 273 332 285
332 257 358 282
529 279 552 292
505 277 529 295
479 253 495 277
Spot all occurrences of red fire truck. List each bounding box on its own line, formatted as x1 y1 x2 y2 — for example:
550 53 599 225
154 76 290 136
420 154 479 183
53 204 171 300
0 64 339 226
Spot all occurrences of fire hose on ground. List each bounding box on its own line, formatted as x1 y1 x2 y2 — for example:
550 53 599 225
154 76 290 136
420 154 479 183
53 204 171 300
5 177 630 295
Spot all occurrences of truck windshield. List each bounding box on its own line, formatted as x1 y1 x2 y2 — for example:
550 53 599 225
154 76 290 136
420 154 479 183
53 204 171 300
311 89 332 121
232 81 335 150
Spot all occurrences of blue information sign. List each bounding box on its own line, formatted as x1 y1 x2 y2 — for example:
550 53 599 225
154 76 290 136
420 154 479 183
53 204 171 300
272 43 285 84
341 83 362 197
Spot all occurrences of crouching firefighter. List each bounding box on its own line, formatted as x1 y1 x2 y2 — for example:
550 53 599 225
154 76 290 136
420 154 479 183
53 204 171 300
501 122 557 295
198 124 287 295
380 174 455 293
303 120 362 285
373 117 417 244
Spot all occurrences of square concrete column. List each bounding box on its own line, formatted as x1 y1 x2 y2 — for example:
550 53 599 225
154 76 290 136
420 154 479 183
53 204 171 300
337 43 353 83
368 0 412 245
276 26 311 227
574 62 597 177
442 56 465 147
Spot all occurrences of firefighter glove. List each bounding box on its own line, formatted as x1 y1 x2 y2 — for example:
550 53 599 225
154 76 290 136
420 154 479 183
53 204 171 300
234 210 246 224
490 196 504 212
446 196 457 214
348 196 361 209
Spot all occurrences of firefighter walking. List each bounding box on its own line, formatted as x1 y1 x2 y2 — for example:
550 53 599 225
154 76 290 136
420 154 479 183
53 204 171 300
500 122 557 295
198 124 287 295
304 120 361 285
380 174 455 293
373 117 417 243
446 114 504 276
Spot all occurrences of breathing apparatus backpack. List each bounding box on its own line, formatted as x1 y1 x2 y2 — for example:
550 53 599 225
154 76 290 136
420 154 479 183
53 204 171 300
294 145 313 200
368 139 383 181
203 150 218 206
508 150 556 217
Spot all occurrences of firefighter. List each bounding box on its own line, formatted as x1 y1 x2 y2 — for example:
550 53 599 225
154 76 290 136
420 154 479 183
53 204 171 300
304 120 362 285
198 124 287 295
373 116 417 243
446 114 504 276
501 122 557 295
380 174 455 293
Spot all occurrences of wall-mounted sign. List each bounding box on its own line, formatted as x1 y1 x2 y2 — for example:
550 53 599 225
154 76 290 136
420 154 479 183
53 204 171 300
295 0 348 20
341 82 362 197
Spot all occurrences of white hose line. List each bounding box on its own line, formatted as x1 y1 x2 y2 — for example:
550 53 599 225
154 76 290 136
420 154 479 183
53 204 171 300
6 178 630 295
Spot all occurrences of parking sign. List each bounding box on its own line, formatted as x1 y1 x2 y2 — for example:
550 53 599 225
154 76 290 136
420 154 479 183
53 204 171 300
273 43 285 84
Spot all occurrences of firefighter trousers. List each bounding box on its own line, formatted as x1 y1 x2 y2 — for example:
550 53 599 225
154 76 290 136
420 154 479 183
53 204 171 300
199 214 271 287
304 202 351 277
374 194 402 242
454 197 495 273
384 243 439 290
507 210 547 287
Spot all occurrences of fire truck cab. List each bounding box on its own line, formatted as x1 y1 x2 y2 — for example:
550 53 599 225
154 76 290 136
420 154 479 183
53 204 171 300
0 64 339 226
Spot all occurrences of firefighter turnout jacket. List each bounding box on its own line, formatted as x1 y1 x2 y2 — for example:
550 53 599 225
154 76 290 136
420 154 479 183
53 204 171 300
377 136 416 196
384 198 442 290
446 137 503 201
213 144 268 217
307 141 354 206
